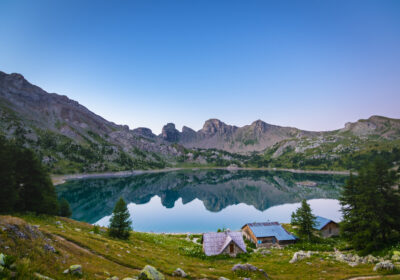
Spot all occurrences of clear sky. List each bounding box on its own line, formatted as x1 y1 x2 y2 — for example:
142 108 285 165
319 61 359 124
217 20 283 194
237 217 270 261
0 0 399 134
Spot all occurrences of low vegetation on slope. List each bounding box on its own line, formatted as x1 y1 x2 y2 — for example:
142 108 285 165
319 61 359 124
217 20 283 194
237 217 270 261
1 214 399 280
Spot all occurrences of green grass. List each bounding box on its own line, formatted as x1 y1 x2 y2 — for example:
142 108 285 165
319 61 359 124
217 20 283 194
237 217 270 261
1 214 399 279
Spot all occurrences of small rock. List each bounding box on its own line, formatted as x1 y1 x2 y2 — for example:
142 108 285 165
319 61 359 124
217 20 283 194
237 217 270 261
74 228 81 232
138 265 165 280
348 262 358 267
219 277 230 280
55 221 62 225
122 278 136 280
62 269 69 274
172 268 187 277
34 272 55 280
0 253 5 266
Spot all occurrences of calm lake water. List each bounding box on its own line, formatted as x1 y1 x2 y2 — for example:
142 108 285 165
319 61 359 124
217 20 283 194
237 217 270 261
57 169 347 233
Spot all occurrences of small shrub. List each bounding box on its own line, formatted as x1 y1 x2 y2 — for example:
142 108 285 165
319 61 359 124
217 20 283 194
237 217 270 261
93 225 100 234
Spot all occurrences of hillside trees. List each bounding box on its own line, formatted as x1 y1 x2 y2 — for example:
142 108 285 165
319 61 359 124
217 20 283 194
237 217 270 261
0 136 60 214
340 158 400 254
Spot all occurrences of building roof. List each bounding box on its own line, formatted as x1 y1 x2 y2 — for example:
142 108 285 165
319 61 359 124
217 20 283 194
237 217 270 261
313 216 337 230
202 231 247 256
243 222 297 241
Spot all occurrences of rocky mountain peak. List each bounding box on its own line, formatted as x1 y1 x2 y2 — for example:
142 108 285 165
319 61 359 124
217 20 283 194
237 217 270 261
250 119 270 133
201 119 236 135
132 127 156 138
161 123 180 142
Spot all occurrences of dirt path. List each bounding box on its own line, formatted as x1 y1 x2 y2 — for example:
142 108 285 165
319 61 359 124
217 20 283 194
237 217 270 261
53 233 141 272
346 275 400 280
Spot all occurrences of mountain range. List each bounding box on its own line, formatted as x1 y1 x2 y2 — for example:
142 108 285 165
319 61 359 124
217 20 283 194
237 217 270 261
1 70 399 173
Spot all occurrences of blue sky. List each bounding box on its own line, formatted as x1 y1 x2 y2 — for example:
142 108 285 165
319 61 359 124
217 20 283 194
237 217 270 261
0 0 399 134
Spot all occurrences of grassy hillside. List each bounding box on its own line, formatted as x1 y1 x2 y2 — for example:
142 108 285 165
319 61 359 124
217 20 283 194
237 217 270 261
1 215 399 279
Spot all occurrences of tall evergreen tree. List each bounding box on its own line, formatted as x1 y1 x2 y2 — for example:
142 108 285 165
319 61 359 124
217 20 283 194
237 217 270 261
108 198 132 239
340 158 400 254
291 199 316 241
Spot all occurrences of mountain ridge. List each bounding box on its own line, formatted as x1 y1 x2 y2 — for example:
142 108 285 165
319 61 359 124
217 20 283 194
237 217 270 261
1 70 399 173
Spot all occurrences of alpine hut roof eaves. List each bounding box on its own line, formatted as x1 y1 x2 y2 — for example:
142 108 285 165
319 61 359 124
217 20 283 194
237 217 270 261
314 216 336 230
244 222 297 241
203 231 247 256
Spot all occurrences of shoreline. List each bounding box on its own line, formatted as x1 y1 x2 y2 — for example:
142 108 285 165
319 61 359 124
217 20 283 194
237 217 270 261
51 166 351 185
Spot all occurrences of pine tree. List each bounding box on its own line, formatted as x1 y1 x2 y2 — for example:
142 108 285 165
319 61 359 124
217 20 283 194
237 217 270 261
59 198 72 217
291 199 316 241
340 158 400 254
108 198 132 239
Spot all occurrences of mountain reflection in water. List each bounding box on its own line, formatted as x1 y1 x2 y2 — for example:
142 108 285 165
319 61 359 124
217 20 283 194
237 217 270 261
57 169 346 232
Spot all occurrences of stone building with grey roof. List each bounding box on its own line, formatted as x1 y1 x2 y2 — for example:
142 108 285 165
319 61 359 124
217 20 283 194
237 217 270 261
202 231 247 257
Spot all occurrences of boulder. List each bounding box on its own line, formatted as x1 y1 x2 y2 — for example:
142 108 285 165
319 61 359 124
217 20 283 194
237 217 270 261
172 268 187 277
289 251 312 263
138 265 165 280
232 263 258 272
69 264 83 275
373 261 395 271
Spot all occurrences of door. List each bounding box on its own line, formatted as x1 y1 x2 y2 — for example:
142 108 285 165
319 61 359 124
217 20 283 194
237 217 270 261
229 243 234 253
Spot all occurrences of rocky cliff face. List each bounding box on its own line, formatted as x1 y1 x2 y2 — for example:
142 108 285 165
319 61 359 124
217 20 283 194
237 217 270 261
0 71 179 173
161 123 180 142
160 116 400 154
159 118 318 153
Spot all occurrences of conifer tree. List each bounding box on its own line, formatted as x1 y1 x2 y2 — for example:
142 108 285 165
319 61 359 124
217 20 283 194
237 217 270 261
340 158 400 254
291 199 316 241
59 198 72 217
108 198 132 239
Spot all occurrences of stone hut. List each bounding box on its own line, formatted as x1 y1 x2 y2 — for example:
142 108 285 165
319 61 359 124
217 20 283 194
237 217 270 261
202 231 247 257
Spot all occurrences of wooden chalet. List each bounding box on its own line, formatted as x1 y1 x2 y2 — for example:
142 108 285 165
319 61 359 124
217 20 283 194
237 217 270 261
314 216 339 238
242 222 297 247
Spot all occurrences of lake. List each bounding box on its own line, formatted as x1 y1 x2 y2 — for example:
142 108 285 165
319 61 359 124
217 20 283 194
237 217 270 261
56 169 347 233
